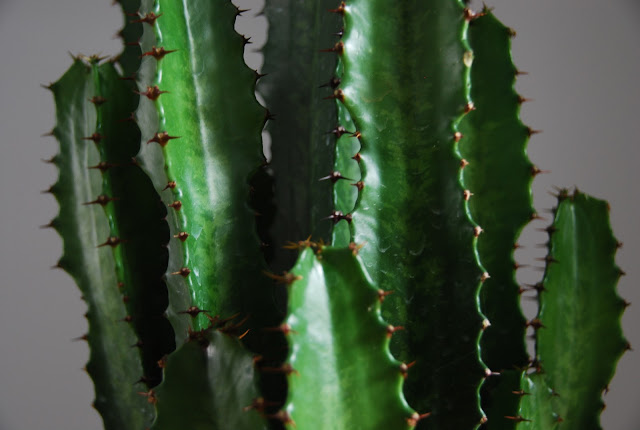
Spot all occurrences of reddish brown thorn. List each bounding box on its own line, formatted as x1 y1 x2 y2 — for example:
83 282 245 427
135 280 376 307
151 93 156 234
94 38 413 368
352 181 364 191
135 85 168 100
463 190 473 201
41 129 55 137
163 181 177 190
89 161 115 173
485 368 500 378
399 361 416 378
89 96 107 106
141 46 176 60
328 1 346 14
463 7 486 21
531 165 550 176
236 7 250 16
264 109 276 122
616 241 624 249
530 213 546 222
622 300 631 309
325 210 352 224
319 171 351 183
283 236 316 250
327 126 349 138
527 318 545 330
319 77 341 89
515 69 529 76
268 411 295 426
157 355 168 369
526 127 542 137
41 185 56 195
349 241 364 255
98 236 125 248
352 152 362 163
624 341 633 351
263 323 297 336
512 390 530 397
480 272 490 283
320 41 344 55
82 133 105 144
260 363 298 376
119 112 136 123
407 412 431 427
507 28 517 38
378 289 393 303
474 226 483 237
172 267 191 277
513 262 529 270
351 131 361 139
460 158 469 168
618 268 627 277
132 12 163 26
386 325 405 338
40 220 57 229
518 95 533 104
118 73 137 81
454 131 463 142
168 200 182 211
482 319 491 330
263 271 302 285
72 334 88 342
137 389 157 404
536 255 557 264
147 131 180 147
324 88 344 101
464 102 476 113
179 306 209 317
505 416 530 423
84 195 117 206
42 156 58 165
174 231 189 241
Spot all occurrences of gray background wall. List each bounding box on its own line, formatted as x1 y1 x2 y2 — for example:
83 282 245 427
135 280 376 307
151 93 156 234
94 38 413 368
0 0 638 429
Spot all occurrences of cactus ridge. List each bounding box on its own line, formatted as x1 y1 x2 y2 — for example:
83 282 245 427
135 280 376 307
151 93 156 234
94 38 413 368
329 2 488 427
518 189 628 429
283 246 418 430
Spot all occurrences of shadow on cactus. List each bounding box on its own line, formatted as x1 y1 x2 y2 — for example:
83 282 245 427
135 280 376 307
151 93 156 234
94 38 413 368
42 1 627 429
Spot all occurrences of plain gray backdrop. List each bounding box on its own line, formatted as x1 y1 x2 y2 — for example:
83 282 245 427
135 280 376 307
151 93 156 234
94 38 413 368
1 0 638 429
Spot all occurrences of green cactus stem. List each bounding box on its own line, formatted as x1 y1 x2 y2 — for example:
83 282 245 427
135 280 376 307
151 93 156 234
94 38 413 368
332 2 487 427
259 0 342 271
517 189 627 429
45 58 159 430
457 10 535 428
283 246 418 429
151 329 268 430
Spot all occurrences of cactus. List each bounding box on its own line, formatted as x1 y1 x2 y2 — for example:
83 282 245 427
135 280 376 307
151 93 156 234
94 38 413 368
42 1 627 430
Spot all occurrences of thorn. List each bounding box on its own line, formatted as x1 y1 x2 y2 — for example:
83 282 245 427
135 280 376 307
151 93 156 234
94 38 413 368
157 356 168 369
135 85 168 100
319 77 341 89
464 102 476 113
512 390 530 397
485 368 500 377
480 272 490 283
97 236 125 248
118 73 137 81
463 190 473 201
482 319 491 330
89 161 115 173
531 165 550 176
118 112 136 122
399 361 416 378
377 289 393 303
260 363 298 376
235 7 250 16
171 267 191 277
515 69 528 76
41 129 56 137
40 220 57 229
147 131 180 147
283 236 316 250
241 35 252 45
463 7 485 21
268 411 295 426
386 325 405 338
460 158 469 168
319 171 351 183
89 96 107 106
507 28 517 38
327 126 350 138
84 195 117 206
352 153 362 163
474 226 483 237
132 12 162 26
263 323 297 336
616 241 624 249
263 271 302 285
137 389 157 404
526 127 542 137
536 255 557 264
324 210 352 224
174 231 189 241
141 46 176 60
163 181 177 190
41 83 54 91
513 262 529 270
454 132 463 142
407 412 431 427
333 28 344 37
117 281 125 290
527 318 545 330
121 315 133 323
505 416 530 423
352 181 364 191
72 334 88 342
168 201 182 211
178 306 209 317
518 95 533 104
41 185 56 195
320 41 344 54
254 70 267 80
328 2 346 14
349 241 365 255
530 213 546 222
82 133 105 144
323 88 344 101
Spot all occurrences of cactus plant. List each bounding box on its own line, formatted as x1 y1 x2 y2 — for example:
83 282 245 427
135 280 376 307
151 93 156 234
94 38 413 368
42 1 627 429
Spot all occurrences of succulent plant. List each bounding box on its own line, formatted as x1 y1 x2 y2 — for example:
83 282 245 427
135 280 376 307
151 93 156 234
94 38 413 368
42 1 627 429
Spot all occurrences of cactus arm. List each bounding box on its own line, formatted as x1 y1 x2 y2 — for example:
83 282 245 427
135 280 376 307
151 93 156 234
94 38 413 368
284 247 416 429
528 190 627 428
113 0 143 77
47 59 153 429
259 0 341 269
151 331 268 430
336 2 487 427
457 11 535 428
91 60 175 388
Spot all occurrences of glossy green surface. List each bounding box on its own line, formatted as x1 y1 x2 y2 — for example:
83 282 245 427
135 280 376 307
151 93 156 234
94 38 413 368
457 12 534 429
152 331 268 430
285 247 415 430
91 61 174 387
516 373 560 430
337 2 486 427
259 0 341 271
533 191 626 429
48 59 153 430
